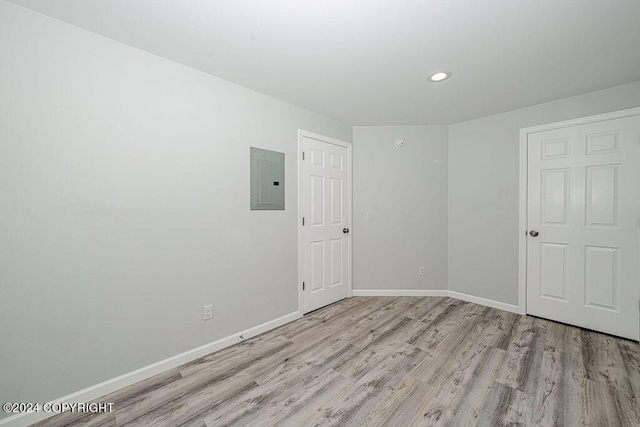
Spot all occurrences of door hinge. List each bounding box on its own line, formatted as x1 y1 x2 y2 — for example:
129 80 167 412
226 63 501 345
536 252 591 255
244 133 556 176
302 282 305 291
302 217 305 226
302 151 305 160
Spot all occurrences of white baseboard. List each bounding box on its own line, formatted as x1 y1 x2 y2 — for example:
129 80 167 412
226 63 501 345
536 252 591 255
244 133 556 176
352 289 448 297
0 311 301 427
352 289 520 314
447 291 521 314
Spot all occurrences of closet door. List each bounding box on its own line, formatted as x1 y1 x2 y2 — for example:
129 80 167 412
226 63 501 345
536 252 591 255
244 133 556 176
526 114 640 340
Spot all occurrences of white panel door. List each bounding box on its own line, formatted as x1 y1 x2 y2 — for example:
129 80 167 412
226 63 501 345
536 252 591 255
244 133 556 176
527 115 640 340
301 135 350 313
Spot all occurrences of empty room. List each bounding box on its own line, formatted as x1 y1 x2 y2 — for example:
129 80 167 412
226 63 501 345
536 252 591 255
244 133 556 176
1 1 640 426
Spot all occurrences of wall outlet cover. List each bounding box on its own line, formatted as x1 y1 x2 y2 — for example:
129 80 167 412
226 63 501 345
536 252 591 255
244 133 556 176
203 304 213 320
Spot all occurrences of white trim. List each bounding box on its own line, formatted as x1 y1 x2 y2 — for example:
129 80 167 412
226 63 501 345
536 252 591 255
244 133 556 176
0 311 301 427
352 289 449 297
297 131 304 315
518 128 528 315
520 106 640 135
348 133 353 299
447 291 521 314
352 289 520 313
298 130 353 314
298 130 351 148
518 107 640 316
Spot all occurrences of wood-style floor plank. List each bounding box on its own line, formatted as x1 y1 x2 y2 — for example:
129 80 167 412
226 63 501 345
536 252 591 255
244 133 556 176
409 347 506 426
618 339 640 402
303 344 425 426
202 368 346 427
476 381 532 426
580 329 635 396
529 343 586 426
247 369 349 427
34 296 640 427
494 315 547 395
356 377 435 427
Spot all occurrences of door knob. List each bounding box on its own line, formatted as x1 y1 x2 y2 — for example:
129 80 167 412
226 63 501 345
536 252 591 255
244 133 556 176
530 230 539 237
343 228 350 234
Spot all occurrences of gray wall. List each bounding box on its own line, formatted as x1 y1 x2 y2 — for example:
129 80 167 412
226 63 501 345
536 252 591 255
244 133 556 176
0 2 351 412
448 81 640 305
353 126 448 291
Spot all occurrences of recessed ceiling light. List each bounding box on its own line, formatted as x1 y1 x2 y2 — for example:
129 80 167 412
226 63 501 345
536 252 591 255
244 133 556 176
427 71 452 83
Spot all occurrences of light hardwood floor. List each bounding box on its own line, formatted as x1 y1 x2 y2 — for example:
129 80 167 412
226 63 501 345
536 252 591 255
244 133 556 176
33 297 640 426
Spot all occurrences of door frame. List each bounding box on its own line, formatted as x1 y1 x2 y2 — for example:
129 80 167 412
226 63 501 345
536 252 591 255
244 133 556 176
298 130 353 314
518 106 640 316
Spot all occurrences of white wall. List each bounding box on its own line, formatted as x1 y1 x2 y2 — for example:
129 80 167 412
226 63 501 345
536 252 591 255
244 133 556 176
448 81 640 305
0 2 351 415
353 126 448 291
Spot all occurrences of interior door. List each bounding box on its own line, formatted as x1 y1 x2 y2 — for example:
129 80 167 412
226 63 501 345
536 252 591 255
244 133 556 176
301 135 350 314
526 114 640 340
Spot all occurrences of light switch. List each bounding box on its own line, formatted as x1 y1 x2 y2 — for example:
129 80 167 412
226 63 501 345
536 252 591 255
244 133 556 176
367 212 373 221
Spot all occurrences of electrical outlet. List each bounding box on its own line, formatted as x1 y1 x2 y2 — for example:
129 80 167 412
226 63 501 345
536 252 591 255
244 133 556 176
203 304 213 320
367 212 373 221
419 266 426 276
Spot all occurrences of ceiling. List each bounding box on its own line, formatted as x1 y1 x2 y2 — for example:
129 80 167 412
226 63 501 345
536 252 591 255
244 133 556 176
8 0 640 125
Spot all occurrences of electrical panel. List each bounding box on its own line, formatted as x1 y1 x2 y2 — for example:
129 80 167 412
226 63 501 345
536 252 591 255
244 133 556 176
250 147 285 210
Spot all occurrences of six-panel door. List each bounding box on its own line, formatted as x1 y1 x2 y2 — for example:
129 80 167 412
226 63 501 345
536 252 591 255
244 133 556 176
526 115 640 340
302 136 350 314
